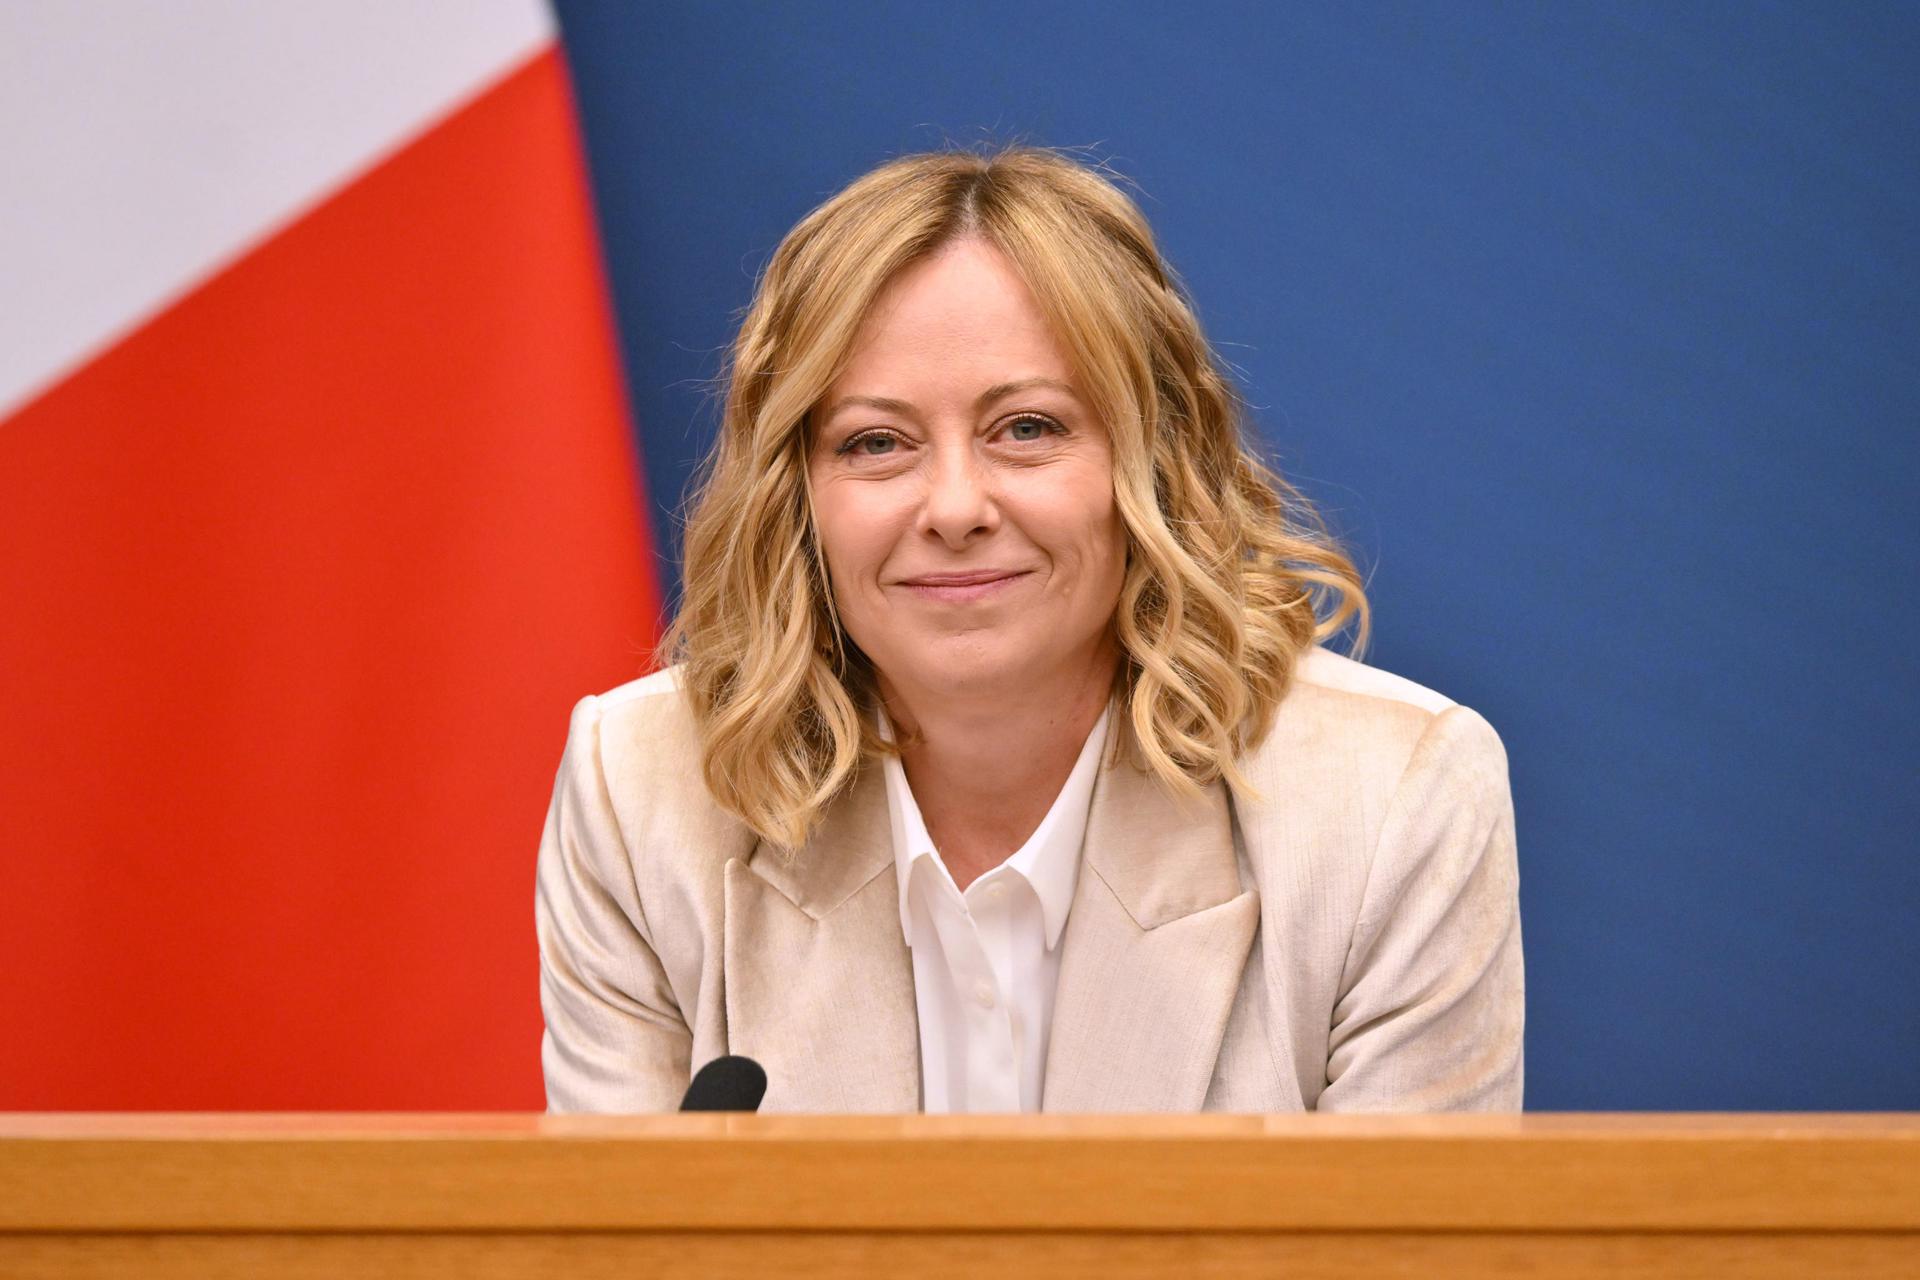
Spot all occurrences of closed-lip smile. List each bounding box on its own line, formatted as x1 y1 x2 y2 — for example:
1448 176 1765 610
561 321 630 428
899 569 1025 586
895 568 1031 601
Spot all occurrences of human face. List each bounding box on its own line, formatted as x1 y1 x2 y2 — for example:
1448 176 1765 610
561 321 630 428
806 237 1127 708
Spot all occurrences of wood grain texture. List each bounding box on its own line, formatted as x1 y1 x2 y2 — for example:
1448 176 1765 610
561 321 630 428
1 1232 1916 1280
3 1113 1916 1232
1 1114 1915 1277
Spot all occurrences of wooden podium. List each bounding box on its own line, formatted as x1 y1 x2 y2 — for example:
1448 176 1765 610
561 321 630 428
2 1113 1915 1277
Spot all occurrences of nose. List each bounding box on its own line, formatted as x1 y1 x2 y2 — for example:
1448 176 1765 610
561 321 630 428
916 441 998 549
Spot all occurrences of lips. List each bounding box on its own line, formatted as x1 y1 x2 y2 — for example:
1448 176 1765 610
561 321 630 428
899 569 1025 586
895 569 1031 602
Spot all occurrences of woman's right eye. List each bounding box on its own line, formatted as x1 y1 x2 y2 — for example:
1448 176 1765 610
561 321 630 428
840 431 898 456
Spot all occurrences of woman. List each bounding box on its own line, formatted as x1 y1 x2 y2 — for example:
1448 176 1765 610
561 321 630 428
536 146 1523 1113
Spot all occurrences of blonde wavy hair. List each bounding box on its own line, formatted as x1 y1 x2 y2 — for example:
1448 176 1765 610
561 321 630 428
661 145 1369 850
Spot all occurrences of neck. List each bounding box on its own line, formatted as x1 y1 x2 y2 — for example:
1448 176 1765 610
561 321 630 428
879 638 1119 886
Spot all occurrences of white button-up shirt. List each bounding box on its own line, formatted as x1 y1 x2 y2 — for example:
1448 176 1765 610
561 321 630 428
880 706 1111 1113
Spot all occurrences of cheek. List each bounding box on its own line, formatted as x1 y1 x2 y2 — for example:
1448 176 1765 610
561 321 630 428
811 481 901 598
1026 470 1126 593
1101 508 1129 583
1087 505 1129 605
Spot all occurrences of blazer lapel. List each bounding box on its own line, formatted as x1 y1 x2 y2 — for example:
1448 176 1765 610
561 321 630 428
722 762 922 1113
1042 751 1260 1112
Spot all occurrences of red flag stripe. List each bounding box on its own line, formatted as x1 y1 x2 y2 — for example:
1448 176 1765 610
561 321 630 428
0 48 659 1109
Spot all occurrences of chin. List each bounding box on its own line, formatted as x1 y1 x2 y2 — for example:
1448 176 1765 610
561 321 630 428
883 628 1048 697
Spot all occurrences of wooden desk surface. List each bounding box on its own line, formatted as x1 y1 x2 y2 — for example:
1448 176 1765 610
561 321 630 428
3 1113 1916 1278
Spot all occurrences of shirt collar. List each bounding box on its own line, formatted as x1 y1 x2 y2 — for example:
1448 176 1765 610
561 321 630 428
880 702 1111 952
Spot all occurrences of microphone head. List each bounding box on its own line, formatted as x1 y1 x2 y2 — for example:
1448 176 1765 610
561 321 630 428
679 1054 768 1112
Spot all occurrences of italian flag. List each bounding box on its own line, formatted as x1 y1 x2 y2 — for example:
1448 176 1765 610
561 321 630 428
0 3 660 1108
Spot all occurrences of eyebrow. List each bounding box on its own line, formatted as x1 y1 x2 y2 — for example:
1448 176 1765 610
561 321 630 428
822 376 1080 423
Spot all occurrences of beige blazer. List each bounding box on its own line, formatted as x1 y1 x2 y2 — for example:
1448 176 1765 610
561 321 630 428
535 647 1524 1113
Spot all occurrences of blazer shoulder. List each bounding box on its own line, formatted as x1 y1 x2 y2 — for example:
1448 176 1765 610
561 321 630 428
1289 645 1456 714
564 664 757 877
1263 646 1456 757
1238 646 1504 810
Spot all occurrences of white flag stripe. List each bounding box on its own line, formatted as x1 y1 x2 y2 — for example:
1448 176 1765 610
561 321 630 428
0 0 554 418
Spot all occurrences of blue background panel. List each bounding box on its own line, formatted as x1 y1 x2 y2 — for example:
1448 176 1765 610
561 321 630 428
552 0 1919 1109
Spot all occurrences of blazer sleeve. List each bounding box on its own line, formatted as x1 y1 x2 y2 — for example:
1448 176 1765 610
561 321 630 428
535 694 691 1113
1317 703 1526 1112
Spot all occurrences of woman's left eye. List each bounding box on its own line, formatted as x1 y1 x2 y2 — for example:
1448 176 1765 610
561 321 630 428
1004 415 1058 442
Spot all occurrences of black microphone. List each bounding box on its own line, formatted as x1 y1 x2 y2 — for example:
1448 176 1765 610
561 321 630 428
678 1054 768 1112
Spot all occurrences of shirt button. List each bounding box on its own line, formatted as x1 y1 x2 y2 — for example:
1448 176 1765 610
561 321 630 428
974 981 996 1009
984 883 1006 901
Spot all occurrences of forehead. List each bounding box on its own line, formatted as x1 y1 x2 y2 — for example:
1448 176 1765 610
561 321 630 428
831 238 1073 391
